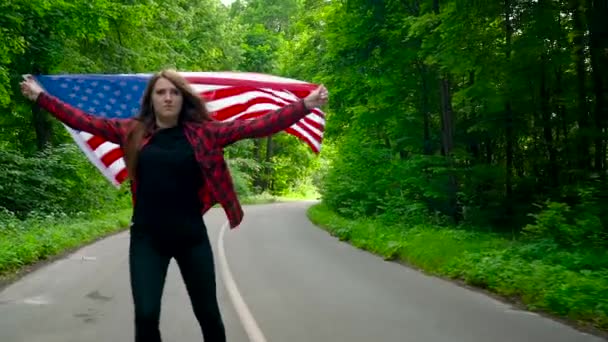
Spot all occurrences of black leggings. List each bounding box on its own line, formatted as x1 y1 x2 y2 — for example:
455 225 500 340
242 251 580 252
128 228 226 342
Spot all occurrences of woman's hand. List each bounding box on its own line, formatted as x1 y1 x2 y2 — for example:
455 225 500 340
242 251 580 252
303 85 329 110
20 75 44 102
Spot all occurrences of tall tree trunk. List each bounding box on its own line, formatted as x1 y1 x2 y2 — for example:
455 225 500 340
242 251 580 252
439 77 455 156
540 54 558 187
264 136 273 190
30 66 52 151
31 105 52 151
485 139 493 164
440 76 459 221
468 71 480 162
587 0 608 175
253 139 263 190
553 20 567 144
504 0 514 217
420 63 433 155
555 68 569 175
434 0 459 222
572 0 591 171
536 0 557 187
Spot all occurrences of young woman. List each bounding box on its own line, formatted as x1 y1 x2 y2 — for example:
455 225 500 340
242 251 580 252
19 70 328 342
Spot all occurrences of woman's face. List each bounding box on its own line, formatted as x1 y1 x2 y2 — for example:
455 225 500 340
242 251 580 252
152 77 183 126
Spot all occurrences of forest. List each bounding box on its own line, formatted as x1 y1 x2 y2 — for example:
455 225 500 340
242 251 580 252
1 0 607 334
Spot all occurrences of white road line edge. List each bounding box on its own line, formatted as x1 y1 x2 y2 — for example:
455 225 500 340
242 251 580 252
218 221 268 342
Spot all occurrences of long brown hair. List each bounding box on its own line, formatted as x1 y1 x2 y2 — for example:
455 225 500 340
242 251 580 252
124 69 213 180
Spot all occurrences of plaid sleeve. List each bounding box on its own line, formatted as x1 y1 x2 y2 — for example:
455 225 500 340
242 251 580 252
36 92 128 144
212 100 310 147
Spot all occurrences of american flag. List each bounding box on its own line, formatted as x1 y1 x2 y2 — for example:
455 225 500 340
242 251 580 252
34 72 325 187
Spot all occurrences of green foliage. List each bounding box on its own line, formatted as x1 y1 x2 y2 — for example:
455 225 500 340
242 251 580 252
227 0 322 197
522 193 608 249
0 144 129 218
279 0 608 247
226 155 261 198
308 202 608 331
0 208 131 277
0 141 131 277
0 0 321 215
320 129 454 222
268 133 320 195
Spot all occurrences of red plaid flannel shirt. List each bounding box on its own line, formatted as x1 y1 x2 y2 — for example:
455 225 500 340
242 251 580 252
36 92 312 229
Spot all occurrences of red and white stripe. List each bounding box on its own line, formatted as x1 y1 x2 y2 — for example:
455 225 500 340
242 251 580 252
64 72 325 187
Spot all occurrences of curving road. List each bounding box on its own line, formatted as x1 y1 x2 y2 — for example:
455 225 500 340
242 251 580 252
0 201 604 342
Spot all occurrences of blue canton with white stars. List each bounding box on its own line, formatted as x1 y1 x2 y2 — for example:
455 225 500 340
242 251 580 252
36 74 152 119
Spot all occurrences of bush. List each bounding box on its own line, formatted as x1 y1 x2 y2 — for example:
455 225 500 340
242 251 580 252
320 131 454 220
522 191 608 249
0 142 133 277
0 144 129 218
226 156 260 198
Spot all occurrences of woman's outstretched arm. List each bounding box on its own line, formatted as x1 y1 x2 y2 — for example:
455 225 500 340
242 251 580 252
211 85 328 147
21 75 129 144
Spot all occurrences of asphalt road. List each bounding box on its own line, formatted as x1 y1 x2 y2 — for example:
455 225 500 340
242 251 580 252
0 201 604 342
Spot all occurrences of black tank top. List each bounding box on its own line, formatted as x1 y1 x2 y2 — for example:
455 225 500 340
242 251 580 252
130 125 205 244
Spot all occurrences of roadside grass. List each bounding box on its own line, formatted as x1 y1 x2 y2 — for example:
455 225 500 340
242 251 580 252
307 202 608 333
0 207 132 282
